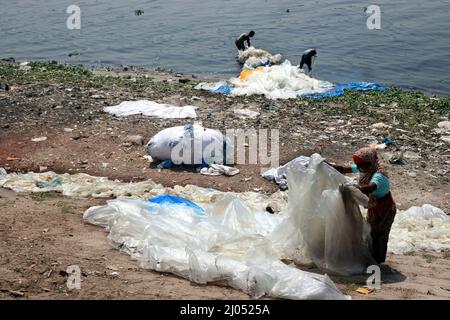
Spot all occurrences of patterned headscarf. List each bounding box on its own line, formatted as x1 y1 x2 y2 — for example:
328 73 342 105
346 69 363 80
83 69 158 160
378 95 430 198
352 147 386 185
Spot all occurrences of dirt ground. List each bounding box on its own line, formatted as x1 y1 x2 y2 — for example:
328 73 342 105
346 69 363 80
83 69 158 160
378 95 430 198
1 62 449 300
1 188 449 300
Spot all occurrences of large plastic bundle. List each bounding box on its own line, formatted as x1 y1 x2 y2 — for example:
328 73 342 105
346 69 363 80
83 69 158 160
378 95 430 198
104 100 197 119
146 124 230 165
230 61 334 100
237 46 283 67
270 154 376 275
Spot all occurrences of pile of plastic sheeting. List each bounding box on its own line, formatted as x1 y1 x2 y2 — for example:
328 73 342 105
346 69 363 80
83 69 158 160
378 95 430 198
195 47 385 100
196 61 335 100
146 124 231 165
388 204 450 254
84 197 348 300
269 155 376 276
104 100 197 119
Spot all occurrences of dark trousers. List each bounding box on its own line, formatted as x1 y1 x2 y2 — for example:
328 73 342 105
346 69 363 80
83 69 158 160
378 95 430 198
367 193 397 263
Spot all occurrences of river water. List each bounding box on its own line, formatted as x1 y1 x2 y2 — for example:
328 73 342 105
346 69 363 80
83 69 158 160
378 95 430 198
1 0 450 95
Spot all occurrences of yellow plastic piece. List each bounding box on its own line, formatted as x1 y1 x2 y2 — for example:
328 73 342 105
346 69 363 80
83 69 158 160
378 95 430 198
239 66 265 80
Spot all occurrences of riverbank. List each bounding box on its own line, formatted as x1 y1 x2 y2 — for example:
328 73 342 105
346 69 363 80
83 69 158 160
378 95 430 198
1 59 449 299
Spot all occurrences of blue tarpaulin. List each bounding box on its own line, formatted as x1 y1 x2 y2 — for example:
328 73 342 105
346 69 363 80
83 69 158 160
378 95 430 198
212 82 384 99
299 82 386 99
147 194 205 216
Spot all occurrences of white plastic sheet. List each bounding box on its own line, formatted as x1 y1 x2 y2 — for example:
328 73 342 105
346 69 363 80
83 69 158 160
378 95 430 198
104 100 197 119
270 154 376 275
200 164 240 176
83 196 348 300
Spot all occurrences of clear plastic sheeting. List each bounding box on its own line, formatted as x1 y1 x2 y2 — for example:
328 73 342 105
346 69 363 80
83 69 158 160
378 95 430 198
270 154 376 276
104 100 197 119
196 47 385 100
230 61 334 100
83 196 349 300
388 204 450 254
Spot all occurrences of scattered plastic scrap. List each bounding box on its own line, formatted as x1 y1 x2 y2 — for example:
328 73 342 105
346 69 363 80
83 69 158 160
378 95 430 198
234 108 260 119
31 137 47 142
200 164 240 176
6 156 19 161
369 143 387 151
382 135 394 145
148 194 205 216
262 156 310 190
389 150 406 165
196 47 385 100
104 100 197 119
438 121 450 130
356 286 375 295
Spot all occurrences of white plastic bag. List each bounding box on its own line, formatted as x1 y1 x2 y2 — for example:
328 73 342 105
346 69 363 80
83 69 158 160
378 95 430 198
146 124 229 165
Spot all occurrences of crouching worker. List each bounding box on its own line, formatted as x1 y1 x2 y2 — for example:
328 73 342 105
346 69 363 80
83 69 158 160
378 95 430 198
235 31 255 51
331 147 397 264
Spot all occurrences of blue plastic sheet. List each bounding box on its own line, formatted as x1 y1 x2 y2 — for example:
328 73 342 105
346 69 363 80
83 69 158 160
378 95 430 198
211 81 384 99
213 84 233 95
147 194 205 216
300 82 385 99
